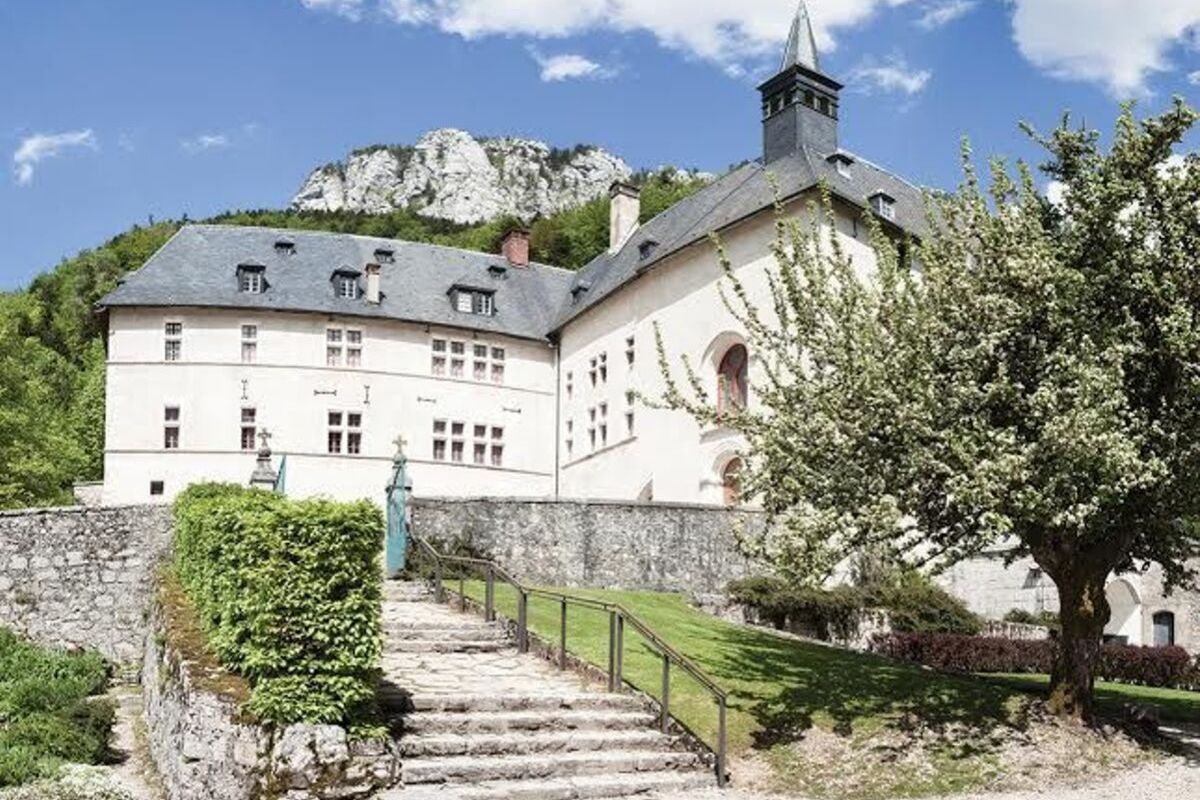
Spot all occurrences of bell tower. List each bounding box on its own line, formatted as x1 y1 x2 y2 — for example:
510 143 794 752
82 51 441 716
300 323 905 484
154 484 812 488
758 2 842 163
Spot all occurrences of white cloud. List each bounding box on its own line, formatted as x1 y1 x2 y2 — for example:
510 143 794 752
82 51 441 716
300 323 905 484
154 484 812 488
1010 1 1200 96
1189 70 1200 85
528 50 615 82
916 0 976 30
181 134 230 154
301 0 366 20
12 129 97 186
850 55 932 95
304 1 918 73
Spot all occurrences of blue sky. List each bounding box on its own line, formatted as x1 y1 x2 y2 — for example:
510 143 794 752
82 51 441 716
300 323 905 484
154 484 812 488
2 0 1198 289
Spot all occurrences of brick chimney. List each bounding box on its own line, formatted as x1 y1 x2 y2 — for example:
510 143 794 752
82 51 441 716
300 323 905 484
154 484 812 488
609 182 640 254
364 263 381 304
500 228 530 268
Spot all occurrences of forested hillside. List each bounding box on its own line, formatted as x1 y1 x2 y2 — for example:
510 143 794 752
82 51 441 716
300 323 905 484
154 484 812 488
0 170 706 509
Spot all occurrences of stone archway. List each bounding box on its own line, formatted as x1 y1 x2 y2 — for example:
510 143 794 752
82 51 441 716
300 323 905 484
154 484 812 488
1104 578 1142 645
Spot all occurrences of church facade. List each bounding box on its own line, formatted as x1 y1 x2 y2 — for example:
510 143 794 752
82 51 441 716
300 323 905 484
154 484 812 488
95 5 1197 651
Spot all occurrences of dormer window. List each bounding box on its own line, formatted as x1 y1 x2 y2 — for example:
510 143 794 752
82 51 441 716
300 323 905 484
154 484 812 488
488 263 508 278
450 287 495 316
237 263 266 294
828 153 855 179
331 268 361 300
374 248 395 264
274 239 295 256
870 192 897 222
638 240 659 260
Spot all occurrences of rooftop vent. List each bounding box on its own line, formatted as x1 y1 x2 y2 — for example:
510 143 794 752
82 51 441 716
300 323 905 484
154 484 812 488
374 247 395 264
488 263 509 277
638 240 659 260
274 238 295 255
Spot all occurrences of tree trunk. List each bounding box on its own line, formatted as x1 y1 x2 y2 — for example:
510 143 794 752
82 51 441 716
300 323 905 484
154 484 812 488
1045 569 1111 722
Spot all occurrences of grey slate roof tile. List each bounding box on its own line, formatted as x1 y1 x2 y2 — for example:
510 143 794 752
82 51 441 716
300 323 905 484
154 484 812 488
98 225 575 342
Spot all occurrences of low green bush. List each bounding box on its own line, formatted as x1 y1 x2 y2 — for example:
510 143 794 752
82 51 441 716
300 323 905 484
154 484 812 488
1002 608 1060 630
727 572 981 640
0 628 114 787
172 483 384 727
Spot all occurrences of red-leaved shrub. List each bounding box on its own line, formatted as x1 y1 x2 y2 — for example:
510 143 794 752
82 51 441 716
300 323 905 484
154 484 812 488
872 632 1192 688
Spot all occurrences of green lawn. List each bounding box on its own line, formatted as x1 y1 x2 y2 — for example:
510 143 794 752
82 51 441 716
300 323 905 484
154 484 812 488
459 582 1025 751
986 673 1200 723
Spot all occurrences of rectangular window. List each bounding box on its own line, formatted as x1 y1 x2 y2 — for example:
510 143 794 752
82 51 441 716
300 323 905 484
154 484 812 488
491 444 504 467
626 410 635 437
337 276 357 299
164 322 182 362
347 412 362 455
476 293 494 316
346 330 362 367
432 420 447 461
150 480 164 497
599 352 608 383
432 356 447 375
241 324 258 364
474 359 487 381
491 363 505 383
599 403 608 447
456 292 474 313
326 328 342 366
473 443 487 465
566 372 573 398
432 338 447 374
327 410 344 454
164 406 180 450
239 270 264 294
589 358 597 387
240 407 256 451
451 441 464 463
626 336 635 365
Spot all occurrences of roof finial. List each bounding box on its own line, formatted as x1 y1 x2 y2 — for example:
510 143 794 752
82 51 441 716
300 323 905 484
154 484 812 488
781 1 820 72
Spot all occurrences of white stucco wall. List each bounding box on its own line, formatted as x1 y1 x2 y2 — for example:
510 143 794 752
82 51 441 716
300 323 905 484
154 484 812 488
555 193 880 505
102 307 557 505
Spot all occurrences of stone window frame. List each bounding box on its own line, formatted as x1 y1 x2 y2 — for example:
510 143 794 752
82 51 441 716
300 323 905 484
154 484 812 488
163 406 181 450
164 320 183 363
326 326 363 368
240 407 257 451
241 323 258 364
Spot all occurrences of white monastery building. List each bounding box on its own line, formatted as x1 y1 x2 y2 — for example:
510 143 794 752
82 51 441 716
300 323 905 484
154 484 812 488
95 4 1197 649
99 4 920 509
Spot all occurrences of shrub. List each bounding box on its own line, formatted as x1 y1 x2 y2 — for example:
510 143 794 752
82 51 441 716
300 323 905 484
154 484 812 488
0 629 114 787
172 483 384 727
1002 608 1060 630
727 572 981 641
873 632 1193 688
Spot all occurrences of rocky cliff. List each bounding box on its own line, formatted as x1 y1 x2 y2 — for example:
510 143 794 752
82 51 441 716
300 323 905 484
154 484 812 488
292 129 633 224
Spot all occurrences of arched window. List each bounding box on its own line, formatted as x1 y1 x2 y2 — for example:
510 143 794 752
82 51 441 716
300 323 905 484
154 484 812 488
722 458 743 507
717 344 748 413
1153 611 1175 646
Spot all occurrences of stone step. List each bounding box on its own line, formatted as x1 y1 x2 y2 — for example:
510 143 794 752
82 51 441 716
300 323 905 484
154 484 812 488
386 625 508 641
385 639 510 654
386 768 716 800
403 749 703 785
399 729 677 758
400 710 660 735
387 693 647 714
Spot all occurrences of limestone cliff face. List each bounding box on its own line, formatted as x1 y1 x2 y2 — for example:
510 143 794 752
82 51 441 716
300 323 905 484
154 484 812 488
292 129 633 223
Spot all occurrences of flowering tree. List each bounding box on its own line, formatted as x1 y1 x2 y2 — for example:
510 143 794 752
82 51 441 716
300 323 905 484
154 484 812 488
654 101 1200 720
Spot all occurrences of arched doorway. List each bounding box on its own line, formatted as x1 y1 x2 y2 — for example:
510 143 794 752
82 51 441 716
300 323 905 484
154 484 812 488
721 458 743 507
717 344 748 413
1104 579 1142 645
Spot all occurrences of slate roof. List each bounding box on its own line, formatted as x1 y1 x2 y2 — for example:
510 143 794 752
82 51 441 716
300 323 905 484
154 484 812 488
98 225 575 342
551 145 929 330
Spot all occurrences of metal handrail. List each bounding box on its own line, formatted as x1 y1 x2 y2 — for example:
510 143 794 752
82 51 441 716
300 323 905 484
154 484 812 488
406 533 729 787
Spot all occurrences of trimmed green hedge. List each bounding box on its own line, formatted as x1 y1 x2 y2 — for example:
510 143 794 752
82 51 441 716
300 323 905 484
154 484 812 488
728 573 982 638
173 483 384 726
0 628 113 786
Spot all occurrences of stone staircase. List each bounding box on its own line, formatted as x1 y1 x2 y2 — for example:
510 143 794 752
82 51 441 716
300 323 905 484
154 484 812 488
378 581 715 800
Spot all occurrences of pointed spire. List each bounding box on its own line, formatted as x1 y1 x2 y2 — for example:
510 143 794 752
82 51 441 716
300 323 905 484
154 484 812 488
781 1 820 72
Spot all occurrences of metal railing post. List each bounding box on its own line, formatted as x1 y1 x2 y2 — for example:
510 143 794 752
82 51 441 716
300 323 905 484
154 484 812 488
559 599 568 670
434 560 444 603
517 591 529 653
607 611 617 691
717 696 728 787
660 654 671 733
614 614 624 691
485 565 495 622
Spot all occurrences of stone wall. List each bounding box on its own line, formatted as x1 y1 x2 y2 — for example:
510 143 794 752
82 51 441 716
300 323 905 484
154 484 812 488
0 504 172 666
411 497 762 592
143 599 398 800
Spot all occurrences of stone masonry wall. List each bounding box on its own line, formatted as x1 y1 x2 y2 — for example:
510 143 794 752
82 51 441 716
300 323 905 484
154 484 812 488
412 497 763 592
0 504 172 666
143 600 398 800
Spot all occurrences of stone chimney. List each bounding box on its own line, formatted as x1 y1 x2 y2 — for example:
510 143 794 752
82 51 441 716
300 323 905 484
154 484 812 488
609 182 640 254
365 263 381 304
500 228 530 268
